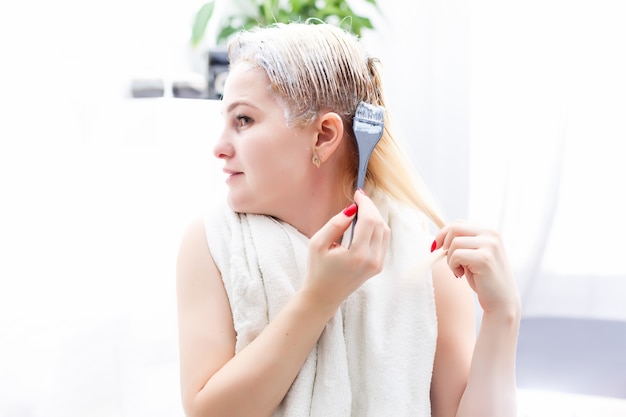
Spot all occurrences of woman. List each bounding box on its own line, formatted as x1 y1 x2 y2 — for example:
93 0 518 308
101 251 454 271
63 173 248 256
176 22 521 417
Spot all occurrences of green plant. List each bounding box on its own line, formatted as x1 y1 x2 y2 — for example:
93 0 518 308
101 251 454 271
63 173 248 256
191 0 381 47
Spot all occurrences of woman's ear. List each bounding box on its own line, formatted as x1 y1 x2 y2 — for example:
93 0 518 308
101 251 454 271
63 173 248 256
312 112 345 163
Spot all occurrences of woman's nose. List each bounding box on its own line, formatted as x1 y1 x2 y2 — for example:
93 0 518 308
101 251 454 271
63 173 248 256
212 126 233 160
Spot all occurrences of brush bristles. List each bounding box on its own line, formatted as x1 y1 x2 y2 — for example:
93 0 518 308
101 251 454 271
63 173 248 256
355 102 384 125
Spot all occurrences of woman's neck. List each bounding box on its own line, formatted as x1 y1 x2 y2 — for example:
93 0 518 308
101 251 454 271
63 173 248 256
282 184 351 239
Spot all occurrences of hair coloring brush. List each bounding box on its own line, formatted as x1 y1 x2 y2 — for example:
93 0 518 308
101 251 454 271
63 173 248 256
348 101 385 247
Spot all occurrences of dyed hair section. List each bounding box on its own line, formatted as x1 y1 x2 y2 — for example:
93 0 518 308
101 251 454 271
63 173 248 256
228 22 446 229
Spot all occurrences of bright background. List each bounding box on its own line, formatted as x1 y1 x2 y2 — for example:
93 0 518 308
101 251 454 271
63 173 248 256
1 0 625 416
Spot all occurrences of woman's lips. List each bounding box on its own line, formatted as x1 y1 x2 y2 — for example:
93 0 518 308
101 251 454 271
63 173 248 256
223 168 243 181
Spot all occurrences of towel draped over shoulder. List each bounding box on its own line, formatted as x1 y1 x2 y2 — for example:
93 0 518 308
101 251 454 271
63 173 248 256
205 192 438 417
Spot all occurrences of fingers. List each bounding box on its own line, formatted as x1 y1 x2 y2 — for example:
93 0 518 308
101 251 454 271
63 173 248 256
305 191 390 306
433 221 478 250
312 190 389 249
310 202 358 251
350 189 390 250
433 221 499 254
310 189 390 272
432 221 502 277
431 220 520 314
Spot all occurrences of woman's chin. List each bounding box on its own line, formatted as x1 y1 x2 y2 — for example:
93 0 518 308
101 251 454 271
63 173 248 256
227 195 253 214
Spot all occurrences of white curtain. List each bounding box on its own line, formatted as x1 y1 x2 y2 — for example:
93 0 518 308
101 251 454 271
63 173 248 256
469 0 626 320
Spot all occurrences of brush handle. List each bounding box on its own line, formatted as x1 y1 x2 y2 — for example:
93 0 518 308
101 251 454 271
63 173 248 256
348 170 366 248
348 104 384 248
348 213 358 248
348 140 377 248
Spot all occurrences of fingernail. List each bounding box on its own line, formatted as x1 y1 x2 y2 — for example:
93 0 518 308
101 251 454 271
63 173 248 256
430 240 437 253
343 203 358 217
357 188 366 195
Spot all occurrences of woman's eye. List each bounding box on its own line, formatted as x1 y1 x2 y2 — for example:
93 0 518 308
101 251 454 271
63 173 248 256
235 115 252 127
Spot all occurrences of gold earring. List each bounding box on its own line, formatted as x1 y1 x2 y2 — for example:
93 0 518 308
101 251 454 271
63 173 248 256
312 154 321 168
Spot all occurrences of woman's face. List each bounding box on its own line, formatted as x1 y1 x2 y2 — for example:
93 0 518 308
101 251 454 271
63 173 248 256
214 62 316 215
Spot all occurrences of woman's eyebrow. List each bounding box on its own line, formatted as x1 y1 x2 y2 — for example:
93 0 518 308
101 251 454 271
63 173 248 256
221 100 260 115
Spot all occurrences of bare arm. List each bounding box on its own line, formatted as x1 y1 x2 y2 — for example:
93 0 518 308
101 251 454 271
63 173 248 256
430 222 521 417
430 257 476 417
457 306 520 416
176 191 390 417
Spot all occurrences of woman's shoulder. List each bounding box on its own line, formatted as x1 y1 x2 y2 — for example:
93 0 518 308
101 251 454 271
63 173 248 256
177 200 233 265
176 216 217 283
178 215 211 254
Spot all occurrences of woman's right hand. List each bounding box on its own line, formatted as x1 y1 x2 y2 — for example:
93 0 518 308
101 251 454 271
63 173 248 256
302 189 391 310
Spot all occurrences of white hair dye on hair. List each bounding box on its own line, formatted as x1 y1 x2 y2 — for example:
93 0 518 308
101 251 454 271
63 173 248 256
227 22 447 229
228 22 381 127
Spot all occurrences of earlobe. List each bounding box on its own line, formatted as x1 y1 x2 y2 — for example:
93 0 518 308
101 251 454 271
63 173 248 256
313 112 344 163
312 153 322 168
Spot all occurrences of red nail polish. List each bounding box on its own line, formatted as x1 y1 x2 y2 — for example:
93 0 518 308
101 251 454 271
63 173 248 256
430 240 437 253
343 203 358 217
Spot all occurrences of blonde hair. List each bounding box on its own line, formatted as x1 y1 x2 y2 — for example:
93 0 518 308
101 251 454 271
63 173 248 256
228 22 446 229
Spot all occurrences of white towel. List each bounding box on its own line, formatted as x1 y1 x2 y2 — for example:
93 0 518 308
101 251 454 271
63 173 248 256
205 192 438 417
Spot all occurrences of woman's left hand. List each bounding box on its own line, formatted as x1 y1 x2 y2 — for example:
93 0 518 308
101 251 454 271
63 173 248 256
432 220 521 316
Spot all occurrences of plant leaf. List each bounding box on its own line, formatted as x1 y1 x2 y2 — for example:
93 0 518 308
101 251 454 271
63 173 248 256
217 26 240 44
197 0 383 46
191 1 216 47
